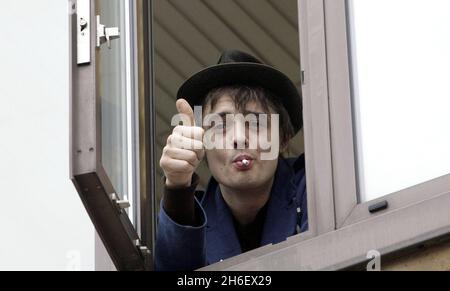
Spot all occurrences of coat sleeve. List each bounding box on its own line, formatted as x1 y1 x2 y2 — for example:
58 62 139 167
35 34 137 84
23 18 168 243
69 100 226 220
154 197 208 271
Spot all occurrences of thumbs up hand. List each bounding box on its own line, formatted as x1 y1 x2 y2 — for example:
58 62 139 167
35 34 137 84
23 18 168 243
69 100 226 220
160 99 205 188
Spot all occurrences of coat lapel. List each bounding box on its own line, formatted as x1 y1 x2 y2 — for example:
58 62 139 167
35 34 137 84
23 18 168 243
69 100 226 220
203 182 242 264
202 158 300 264
260 159 298 245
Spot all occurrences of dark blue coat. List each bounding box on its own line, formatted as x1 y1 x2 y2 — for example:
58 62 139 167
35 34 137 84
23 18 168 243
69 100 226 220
155 155 308 271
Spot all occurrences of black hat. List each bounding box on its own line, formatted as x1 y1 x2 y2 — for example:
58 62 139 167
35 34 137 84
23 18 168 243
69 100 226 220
177 50 303 133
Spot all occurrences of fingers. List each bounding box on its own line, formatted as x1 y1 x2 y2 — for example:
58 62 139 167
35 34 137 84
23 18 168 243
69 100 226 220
162 147 200 167
173 125 204 140
167 134 205 160
176 99 195 126
160 158 194 174
160 99 201 188
168 134 203 150
169 125 205 161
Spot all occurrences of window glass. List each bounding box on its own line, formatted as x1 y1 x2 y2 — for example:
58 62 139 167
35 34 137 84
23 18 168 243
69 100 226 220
348 0 450 202
98 0 137 222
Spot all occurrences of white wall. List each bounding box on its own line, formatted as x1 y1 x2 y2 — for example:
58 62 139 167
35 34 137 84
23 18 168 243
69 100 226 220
0 0 95 270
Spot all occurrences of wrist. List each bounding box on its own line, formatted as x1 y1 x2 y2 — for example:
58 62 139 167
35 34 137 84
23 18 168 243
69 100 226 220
165 177 192 189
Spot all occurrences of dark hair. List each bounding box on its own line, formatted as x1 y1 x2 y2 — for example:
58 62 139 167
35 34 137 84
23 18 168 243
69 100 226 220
202 85 295 146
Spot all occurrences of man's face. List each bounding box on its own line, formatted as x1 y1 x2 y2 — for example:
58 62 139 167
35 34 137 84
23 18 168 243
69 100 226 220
203 95 280 191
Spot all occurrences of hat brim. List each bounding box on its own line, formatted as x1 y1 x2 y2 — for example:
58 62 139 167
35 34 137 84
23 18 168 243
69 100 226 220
177 63 303 133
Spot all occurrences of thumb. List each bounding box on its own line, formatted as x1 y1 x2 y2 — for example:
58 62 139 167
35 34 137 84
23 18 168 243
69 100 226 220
176 98 195 126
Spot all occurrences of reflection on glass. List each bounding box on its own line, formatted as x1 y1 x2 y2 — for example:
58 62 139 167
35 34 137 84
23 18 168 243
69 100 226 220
348 0 450 202
98 0 129 202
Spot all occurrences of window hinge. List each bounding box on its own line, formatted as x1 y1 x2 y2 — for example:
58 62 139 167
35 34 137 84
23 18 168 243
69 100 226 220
110 193 130 212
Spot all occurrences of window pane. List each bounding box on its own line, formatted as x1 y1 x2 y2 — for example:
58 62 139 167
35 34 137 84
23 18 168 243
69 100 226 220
98 0 136 220
348 0 450 202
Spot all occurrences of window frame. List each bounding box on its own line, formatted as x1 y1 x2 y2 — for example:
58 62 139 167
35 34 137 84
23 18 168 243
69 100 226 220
70 0 154 271
137 0 158 262
326 0 450 228
200 0 450 270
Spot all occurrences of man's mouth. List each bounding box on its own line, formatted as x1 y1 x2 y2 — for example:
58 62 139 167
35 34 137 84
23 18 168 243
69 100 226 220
232 154 254 171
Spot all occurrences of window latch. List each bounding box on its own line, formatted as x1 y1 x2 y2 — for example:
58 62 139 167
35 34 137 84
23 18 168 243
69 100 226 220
369 200 389 214
96 15 120 49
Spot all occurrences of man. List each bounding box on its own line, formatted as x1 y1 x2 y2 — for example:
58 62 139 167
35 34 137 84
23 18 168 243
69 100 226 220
156 50 307 271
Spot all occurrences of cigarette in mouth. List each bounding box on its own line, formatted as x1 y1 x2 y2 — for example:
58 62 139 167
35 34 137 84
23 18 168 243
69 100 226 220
242 159 250 166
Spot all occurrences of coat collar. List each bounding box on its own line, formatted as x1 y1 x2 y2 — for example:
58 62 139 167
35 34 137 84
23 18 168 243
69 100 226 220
202 157 301 263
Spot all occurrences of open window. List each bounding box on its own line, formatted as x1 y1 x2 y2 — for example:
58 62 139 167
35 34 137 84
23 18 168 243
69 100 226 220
71 0 314 270
70 0 154 270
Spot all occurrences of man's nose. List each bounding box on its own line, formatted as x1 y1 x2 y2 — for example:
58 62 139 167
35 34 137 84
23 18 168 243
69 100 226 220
232 121 249 149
